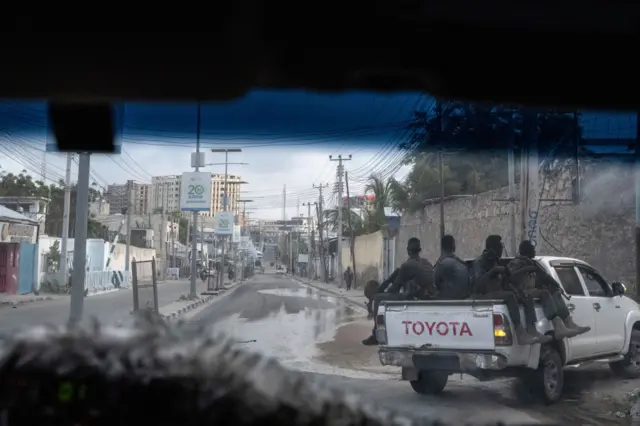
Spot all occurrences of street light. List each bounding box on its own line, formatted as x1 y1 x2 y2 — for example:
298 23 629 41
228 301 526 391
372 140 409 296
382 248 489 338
204 162 248 167
209 148 243 292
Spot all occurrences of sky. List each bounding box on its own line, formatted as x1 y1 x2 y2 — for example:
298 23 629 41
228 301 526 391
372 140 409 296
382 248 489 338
0 93 636 220
0 92 426 220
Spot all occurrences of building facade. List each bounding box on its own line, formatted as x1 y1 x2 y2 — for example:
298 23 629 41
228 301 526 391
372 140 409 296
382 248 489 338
0 196 49 231
150 175 181 214
203 173 243 218
150 173 243 219
106 181 151 215
89 199 110 217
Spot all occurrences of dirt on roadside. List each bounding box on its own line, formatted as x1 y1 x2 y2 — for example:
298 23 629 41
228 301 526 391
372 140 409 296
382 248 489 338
315 319 398 377
318 321 640 424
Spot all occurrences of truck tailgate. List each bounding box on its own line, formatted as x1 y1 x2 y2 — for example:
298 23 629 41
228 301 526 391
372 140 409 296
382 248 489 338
384 303 496 351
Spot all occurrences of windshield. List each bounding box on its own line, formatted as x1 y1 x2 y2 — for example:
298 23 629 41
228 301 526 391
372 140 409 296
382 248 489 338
0 94 637 425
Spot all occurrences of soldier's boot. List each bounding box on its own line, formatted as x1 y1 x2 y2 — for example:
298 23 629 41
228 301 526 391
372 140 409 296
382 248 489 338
563 316 591 336
551 316 580 340
527 324 553 344
515 325 545 345
362 335 378 346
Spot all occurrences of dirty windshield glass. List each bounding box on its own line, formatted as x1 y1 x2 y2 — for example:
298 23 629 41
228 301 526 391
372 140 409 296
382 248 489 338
0 96 638 425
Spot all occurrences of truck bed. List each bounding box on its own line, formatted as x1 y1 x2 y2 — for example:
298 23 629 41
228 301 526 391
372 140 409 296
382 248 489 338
382 300 499 351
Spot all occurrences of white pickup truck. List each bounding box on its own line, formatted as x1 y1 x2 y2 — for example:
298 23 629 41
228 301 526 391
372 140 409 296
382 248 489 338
376 256 640 404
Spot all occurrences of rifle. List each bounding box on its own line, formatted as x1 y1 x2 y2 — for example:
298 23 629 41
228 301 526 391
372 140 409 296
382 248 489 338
500 267 528 300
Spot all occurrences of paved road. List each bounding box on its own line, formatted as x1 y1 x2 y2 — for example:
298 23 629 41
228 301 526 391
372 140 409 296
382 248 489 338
191 273 552 424
0 278 209 334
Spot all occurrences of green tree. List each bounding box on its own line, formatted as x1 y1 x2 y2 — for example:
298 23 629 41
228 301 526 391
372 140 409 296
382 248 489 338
178 217 189 245
394 103 581 213
0 172 108 239
47 240 61 270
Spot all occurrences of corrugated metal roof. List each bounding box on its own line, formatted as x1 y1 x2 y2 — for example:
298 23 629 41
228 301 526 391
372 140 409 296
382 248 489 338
0 205 38 225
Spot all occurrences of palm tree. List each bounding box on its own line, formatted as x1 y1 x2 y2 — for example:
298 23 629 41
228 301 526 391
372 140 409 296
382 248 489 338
364 174 396 234
322 207 365 237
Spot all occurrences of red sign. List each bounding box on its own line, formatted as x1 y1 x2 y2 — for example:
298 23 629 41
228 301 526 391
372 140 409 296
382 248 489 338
401 320 473 337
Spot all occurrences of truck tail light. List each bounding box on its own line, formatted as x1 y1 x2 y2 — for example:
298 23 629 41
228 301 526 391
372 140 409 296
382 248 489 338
375 313 387 345
493 313 513 346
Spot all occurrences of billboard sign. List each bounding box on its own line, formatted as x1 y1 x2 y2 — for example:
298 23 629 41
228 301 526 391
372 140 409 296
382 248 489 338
180 172 212 212
214 211 234 236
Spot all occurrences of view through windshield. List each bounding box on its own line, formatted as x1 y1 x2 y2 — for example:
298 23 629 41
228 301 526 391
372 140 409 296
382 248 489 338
0 94 637 424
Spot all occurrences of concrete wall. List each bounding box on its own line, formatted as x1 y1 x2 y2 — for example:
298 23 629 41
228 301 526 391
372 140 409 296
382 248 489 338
109 243 156 271
396 159 635 290
341 231 385 286
36 236 156 291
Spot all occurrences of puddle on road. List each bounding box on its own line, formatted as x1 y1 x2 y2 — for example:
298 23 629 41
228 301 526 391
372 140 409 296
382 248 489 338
210 286 367 375
257 287 340 304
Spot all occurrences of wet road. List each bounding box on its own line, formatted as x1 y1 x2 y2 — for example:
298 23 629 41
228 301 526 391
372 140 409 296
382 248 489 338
0 279 207 334
191 273 551 424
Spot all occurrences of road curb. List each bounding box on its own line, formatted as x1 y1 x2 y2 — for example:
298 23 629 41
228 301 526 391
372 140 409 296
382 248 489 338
290 276 367 313
160 282 244 321
161 295 216 321
0 296 55 308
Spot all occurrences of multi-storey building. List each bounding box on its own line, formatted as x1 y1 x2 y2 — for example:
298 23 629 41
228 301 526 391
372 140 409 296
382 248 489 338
203 173 243 218
343 194 375 212
106 180 151 215
150 173 243 219
150 175 181 214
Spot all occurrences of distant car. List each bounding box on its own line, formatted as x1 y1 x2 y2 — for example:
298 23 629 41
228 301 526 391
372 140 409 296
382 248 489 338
276 265 284 274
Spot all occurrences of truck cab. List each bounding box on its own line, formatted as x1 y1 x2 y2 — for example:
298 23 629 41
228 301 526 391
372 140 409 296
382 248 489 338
376 256 640 403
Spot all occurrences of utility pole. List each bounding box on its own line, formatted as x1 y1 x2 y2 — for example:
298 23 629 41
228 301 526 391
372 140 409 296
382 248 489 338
69 153 91 325
210 148 242 291
507 118 518 256
190 103 201 299
185 214 190 269
159 184 166 279
282 184 286 267
438 150 445 243
329 154 351 288
345 171 356 288
523 109 540 248
282 184 286 222
289 229 293 274
302 202 314 279
635 110 640 298
170 213 176 268
60 153 73 286
436 100 445 246
125 180 132 272
313 183 329 282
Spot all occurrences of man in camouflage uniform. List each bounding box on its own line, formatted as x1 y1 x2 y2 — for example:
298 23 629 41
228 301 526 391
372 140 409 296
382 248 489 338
362 237 435 346
434 235 470 299
507 240 590 340
472 235 549 345
363 268 400 318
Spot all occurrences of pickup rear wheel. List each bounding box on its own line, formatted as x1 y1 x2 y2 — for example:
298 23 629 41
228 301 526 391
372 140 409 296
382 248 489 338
610 329 640 378
522 345 564 404
410 370 448 395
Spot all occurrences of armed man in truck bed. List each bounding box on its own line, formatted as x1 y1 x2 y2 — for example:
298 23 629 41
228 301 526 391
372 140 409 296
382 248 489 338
362 237 436 346
471 235 549 345
507 240 590 340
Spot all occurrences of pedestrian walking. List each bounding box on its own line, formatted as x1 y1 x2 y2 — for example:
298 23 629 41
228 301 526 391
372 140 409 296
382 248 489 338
344 266 354 291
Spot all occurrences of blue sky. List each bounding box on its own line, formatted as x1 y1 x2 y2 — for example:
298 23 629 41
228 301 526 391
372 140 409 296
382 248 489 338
0 92 636 219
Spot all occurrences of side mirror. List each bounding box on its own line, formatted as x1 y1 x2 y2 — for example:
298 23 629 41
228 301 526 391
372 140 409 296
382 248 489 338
612 282 626 296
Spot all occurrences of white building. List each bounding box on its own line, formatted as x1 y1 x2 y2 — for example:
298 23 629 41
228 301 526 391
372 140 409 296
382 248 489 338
150 175 182 214
89 199 110 216
106 180 151 215
150 173 245 220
